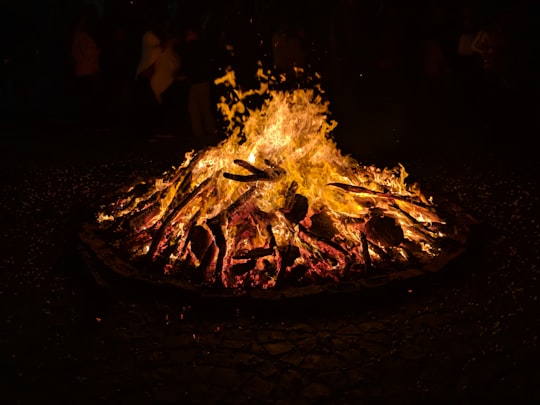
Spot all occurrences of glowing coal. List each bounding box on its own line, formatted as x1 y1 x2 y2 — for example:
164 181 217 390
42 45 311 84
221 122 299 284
81 69 475 295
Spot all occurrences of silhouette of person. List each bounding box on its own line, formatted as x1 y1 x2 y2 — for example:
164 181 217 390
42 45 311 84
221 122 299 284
180 24 218 140
71 12 103 126
134 15 183 137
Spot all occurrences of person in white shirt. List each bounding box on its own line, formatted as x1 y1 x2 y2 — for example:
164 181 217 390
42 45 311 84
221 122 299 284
134 16 183 137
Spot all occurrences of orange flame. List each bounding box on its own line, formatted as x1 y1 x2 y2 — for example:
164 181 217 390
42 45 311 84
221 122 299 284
96 68 449 290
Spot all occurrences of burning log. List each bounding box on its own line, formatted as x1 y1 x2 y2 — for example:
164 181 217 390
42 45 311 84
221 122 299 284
309 211 337 240
207 218 225 287
327 182 432 209
360 231 371 273
282 182 309 225
223 159 284 182
367 239 393 262
267 224 277 248
232 159 268 176
263 159 285 177
364 216 404 248
206 188 261 287
146 178 212 262
164 150 206 206
298 223 349 257
222 172 269 182
390 203 441 237
295 225 350 279
283 181 298 211
233 247 275 259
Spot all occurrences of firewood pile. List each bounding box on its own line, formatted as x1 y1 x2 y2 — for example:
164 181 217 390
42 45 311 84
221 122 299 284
78 69 477 298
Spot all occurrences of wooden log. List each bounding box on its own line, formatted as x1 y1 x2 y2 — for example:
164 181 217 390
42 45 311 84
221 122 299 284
385 205 439 247
206 187 256 286
151 209 202 276
360 231 371 273
327 183 431 209
298 224 349 257
233 159 267 176
145 178 211 261
284 194 308 224
283 181 299 212
309 211 337 240
207 217 226 288
267 224 277 248
232 247 274 259
166 150 205 204
219 186 255 218
390 203 438 240
263 159 285 177
367 239 392 261
364 216 404 247
222 172 270 182
223 159 284 182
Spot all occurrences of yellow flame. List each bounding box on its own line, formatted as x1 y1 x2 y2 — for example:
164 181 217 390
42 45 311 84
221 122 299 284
97 67 451 288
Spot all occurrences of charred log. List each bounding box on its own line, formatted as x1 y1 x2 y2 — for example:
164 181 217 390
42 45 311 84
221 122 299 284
198 236 220 284
283 181 299 212
360 231 371 273
298 224 349 257
364 216 404 248
284 193 308 223
391 203 438 236
233 159 267 176
267 224 277 248
153 209 201 273
367 240 393 262
309 211 337 240
188 225 214 260
146 178 212 262
233 247 275 259
223 172 271 182
166 151 205 206
328 182 432 209
263 159 286 177
219 187 256 217
205 189 257 286
223 159 284 182
207 217 226 288
231 260 256 276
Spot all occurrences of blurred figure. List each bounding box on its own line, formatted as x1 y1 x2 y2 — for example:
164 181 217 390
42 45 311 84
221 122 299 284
135 24 162 82
71 13 103 127
102 19 138 128
134 15 183 137
420 36 448 101
222 11 261 91
181 24 218 140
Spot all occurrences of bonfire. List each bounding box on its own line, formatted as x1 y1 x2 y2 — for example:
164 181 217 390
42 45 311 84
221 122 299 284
80 68 475 296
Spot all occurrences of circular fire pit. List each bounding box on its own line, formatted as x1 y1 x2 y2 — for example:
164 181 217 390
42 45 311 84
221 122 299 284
78 197 477 300
77 72 478 300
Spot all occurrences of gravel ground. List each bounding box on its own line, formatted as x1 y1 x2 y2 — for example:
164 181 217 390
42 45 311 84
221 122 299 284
1 84 539 404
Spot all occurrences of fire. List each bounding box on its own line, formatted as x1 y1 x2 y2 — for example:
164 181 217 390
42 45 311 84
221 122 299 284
95 68 459 291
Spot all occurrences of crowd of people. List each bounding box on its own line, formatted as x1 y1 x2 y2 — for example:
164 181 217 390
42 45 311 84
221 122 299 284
65 2 319 141
67 6 223 140
1 1 535 140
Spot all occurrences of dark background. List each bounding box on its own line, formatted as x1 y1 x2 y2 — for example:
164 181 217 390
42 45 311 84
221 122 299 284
1 1 539 404
0 0 538 132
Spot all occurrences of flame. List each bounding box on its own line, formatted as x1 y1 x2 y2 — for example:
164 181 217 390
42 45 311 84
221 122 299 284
96 68 453 290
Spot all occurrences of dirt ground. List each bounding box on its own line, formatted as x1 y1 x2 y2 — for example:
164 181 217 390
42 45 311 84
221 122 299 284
1 66 539 404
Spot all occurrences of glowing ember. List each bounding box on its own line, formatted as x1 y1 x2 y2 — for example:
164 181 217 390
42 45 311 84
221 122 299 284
88 68 472 292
